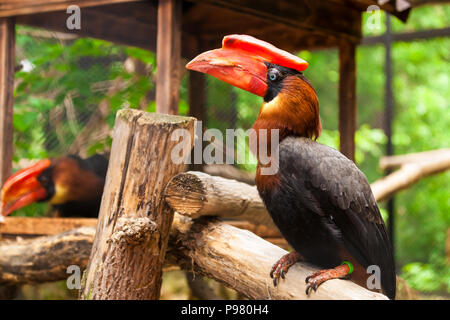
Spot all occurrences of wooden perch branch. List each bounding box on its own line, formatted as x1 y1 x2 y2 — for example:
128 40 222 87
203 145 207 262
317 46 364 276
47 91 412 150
165 171 277 229
0 227 94 285
0 216 387 299
203 164 256 185
168 215 387 300
372 148 450 202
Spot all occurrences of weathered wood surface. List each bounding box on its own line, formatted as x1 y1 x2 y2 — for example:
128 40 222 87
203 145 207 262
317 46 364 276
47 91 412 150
0 216 287 247
0 217 97 236
0 227 94 285
203 164 256 185
0 18 14 187
168 215 388 300
0 216 388 300
80 110 195 300
156 0 182 115
165 171 277 229
372 149 450 202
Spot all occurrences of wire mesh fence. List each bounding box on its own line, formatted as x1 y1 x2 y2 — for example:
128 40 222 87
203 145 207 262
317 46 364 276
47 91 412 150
14 26 153 164
13 25 265 175
13 25 386 172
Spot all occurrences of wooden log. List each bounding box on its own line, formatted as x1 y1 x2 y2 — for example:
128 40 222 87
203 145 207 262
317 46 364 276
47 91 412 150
226 221 281 238
156 0 182 115
0 215 419 299
0 216 287 248
168 215 388 300
0 217 97 236
338 39 357 162
80 110 195 300
0 18 14 187
372 153 450 202
164 171 277 229
0 216 387 299
203 164 256 185
0 227 95 285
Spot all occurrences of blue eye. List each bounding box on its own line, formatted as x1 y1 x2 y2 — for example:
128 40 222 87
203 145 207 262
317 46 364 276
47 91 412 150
269 69 281 81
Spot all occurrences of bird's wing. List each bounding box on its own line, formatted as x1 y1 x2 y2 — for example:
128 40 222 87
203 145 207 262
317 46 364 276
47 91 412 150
69 154 109 179
279 137 395 296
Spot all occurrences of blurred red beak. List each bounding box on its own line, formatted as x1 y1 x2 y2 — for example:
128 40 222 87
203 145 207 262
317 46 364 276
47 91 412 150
186 34 308 97
0 159 50 221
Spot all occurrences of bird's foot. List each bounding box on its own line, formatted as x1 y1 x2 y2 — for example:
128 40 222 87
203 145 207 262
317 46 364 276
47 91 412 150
270 251 303 286
305 263 351 295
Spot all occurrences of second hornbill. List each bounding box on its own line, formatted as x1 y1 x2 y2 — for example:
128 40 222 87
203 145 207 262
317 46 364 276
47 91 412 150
187 35 396 299
0 154 108 221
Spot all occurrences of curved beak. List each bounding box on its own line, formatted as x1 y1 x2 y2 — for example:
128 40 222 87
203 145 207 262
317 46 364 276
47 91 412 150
186 47 268 97
186 35 309 98
0 159 51 222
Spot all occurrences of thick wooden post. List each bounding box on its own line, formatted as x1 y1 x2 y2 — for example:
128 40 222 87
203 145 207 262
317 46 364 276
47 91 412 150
80 110 195 300
0 18 15 184
156 0 182 115
0 18 16 300
338 39 357 162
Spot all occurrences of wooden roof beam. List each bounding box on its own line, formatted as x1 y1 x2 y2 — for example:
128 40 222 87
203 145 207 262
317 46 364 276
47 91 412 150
16 5 157 51
0 0 142 18
187 0 362 41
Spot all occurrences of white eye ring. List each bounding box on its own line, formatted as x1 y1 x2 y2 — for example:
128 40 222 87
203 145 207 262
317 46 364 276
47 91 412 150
269 73 277 81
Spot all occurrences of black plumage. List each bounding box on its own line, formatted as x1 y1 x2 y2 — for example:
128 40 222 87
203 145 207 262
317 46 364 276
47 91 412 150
258 137 396 299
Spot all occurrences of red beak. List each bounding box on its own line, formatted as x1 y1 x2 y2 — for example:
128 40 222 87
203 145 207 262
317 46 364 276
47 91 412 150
0 159 51 222
186 34 308 97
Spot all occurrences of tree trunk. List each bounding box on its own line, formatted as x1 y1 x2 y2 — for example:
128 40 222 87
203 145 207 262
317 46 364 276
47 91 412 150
80 110 195 300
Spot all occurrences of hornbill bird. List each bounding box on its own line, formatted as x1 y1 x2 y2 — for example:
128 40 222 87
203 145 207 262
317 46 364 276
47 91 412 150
186 35 396 299
0 154 108 221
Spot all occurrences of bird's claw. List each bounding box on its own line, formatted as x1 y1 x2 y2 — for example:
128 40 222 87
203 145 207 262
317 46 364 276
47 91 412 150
305 265 350 295
305 281 319 295
305 273 322 295
269 251 302 287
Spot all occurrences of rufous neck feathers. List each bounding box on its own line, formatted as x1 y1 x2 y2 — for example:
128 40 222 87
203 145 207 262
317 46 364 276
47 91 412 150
252 75 321 143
